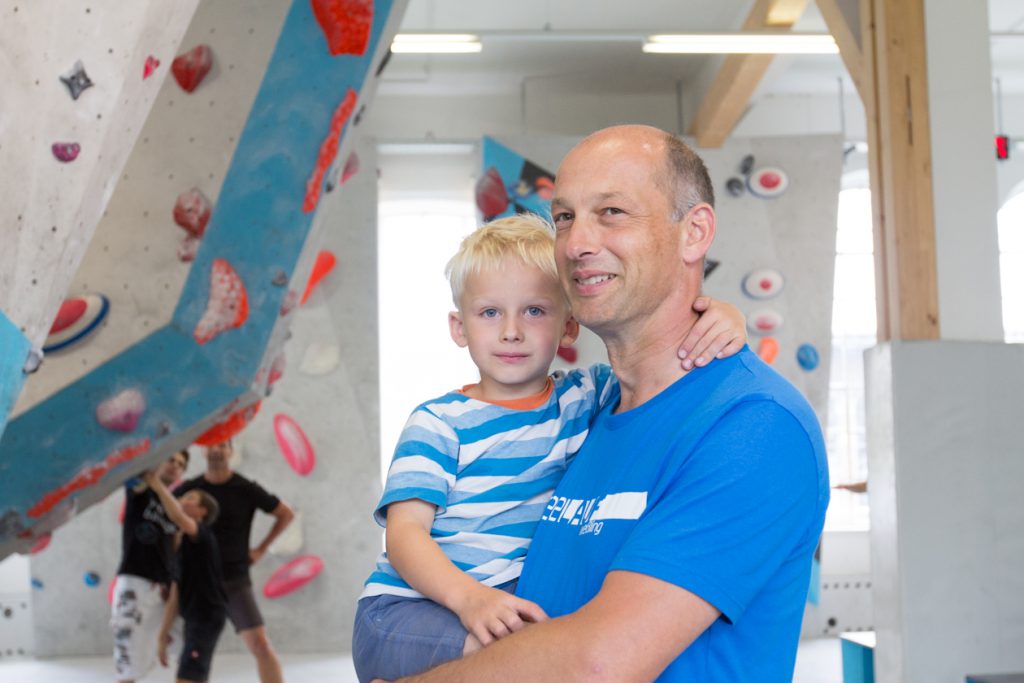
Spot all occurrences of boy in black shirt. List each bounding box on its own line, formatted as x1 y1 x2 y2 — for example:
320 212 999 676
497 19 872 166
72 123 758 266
143 469 227 683
112 450 187 683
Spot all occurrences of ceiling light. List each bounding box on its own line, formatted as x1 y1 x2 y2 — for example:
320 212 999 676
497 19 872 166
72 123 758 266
643 33 838 54
391 34 482 54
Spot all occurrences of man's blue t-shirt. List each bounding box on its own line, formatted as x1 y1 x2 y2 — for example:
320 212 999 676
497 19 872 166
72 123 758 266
516 347 829 682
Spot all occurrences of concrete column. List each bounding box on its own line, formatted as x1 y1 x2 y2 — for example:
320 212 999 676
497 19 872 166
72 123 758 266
866 342 1024 682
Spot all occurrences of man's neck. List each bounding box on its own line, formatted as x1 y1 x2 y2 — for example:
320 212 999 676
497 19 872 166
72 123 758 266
602 301 701 413
204 465 233 484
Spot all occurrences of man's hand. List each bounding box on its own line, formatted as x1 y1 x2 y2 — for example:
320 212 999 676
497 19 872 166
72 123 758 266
679 296 747 371
452 584 548 647
249 547 266 565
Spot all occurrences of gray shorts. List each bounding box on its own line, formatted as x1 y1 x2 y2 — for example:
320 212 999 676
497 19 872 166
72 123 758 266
224 576 264 632
351 581 516 683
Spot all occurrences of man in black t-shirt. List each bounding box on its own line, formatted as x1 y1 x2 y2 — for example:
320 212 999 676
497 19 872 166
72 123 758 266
175 440 295 683
111 450 188 683
143 470 228 683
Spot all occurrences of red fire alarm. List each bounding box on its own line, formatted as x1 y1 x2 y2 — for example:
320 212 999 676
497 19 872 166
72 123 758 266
996 134 1010 160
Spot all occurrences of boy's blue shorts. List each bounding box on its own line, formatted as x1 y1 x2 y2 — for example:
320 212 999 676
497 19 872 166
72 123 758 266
352 581 516 683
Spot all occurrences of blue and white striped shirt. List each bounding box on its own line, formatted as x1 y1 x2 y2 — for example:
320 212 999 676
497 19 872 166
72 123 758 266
361 365 618 599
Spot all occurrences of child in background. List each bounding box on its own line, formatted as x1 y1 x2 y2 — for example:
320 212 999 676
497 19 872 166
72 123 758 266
352 214 747 683
143 469 227 683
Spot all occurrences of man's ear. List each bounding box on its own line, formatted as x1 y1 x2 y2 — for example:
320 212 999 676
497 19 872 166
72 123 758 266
681 203 716 265
560 316 581 347
449 311 468 348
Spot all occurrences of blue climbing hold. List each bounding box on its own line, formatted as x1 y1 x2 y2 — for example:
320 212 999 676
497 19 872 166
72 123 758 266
83 571 100 587
31 578 43 590
797 343 820 371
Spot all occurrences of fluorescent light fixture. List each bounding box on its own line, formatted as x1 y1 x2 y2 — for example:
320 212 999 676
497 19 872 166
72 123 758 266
391 33 482 53
643 33 838 54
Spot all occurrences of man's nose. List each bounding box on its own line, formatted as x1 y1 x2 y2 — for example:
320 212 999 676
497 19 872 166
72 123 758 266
561 217 599 261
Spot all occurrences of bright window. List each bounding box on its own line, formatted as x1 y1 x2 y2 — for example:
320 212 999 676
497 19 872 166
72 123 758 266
824 187 876 530
999 190 1024 342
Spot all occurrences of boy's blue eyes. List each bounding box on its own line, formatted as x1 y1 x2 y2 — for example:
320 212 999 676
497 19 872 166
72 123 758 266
526 306 544 317
482 308 498 318
479 307 545 318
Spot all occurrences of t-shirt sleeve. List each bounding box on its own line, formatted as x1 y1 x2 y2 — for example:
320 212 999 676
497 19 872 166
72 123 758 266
373 407 459 527
246 480 281 513
608 400 820 624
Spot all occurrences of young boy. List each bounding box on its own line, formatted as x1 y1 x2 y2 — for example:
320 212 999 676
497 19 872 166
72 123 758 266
142 468 227 683
352 214 745 683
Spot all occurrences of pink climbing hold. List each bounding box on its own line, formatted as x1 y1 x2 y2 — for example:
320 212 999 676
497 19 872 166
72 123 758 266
193 259 249 345
268 354 286 386
263 555 324 599
143 55 160 80
279 291 299 317
52 142 81 162
341 151 360 184
96 389 146 433
171 44 213 93
273 414 315 476
178 235 201 263
173 188 212 237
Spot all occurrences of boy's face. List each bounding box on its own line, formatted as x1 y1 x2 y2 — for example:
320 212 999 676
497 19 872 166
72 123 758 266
449 258 578 401
179 491 207 522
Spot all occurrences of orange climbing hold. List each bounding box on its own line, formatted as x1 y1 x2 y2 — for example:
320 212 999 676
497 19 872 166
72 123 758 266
301 251 337 304
194 259 249 345
28 440 151 518
311 0 374 56
303 89 358 213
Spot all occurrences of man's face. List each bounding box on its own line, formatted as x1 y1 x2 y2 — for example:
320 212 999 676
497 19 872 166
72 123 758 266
551 132 687 336
156 452 188 485
206 441 232 467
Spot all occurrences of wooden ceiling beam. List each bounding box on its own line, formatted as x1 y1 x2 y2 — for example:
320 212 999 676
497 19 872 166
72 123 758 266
816 0 864 99
687 0 811 148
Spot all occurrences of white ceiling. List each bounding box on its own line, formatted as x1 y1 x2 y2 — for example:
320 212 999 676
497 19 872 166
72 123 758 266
384 0 1024 98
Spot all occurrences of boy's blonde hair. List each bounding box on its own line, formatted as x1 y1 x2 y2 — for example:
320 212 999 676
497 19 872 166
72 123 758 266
445 213 561 306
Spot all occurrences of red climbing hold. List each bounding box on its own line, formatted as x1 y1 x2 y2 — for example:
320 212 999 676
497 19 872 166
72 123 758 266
195 401 261 446
475 167 509 218
311 0 374 56
303 89 358 213
341 151 360 185
173 188 212 237
178 235 201 263
263 555 324 598
301 251 337 304
171 45 213 93
193 259 249 344
52 143 81 163
143 55 160 80
556 344 578 364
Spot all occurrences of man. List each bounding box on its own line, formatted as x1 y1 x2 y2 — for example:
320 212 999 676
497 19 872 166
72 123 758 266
176 440 295 683
384 125 830 682
111 450 188 683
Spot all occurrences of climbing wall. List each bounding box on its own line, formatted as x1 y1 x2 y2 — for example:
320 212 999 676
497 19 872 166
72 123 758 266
0 0 407 568
0 0 201 439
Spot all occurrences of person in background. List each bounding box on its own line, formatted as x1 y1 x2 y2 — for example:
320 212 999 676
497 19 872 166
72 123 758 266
111 450 187 683
175 440 295 683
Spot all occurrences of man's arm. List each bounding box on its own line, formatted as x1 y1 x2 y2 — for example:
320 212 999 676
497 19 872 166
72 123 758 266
249 500 295 565
388 570 719 683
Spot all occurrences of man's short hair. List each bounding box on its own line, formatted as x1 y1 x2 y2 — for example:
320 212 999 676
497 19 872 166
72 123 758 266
177 449 190 466
661 132 715 220
192 490 221 526
445 213 561 306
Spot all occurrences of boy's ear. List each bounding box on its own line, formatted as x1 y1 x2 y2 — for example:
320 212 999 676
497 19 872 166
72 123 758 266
448 311 468 348
560 316 580 347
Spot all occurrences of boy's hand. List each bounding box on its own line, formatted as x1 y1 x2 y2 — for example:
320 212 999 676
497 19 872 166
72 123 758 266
453 584 547 647
157 630 170 667
679 296 747 370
